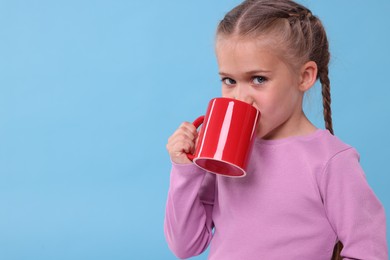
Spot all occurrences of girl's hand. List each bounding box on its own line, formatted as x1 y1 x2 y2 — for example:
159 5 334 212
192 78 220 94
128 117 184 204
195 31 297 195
166 122 198 164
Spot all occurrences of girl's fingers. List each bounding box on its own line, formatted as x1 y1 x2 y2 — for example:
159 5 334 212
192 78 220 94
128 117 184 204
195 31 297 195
166 122 199 164
176 122 198 140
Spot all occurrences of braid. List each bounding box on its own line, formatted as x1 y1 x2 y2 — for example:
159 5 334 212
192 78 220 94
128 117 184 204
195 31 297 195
320 67 334 135
285 8 334 136
297 10 334 135
312 18 334 135
331 241 343 260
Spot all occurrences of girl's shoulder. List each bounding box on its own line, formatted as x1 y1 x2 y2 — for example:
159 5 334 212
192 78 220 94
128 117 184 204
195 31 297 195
296 129 359 168
311 129 354 155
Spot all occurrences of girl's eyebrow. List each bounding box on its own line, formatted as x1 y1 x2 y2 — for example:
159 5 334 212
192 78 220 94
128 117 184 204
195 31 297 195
219 70 271 76
218 72 231 77
244 70 272 75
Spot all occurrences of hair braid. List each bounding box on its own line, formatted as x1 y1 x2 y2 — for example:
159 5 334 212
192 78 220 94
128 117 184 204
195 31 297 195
331 241 343 260
320 67 334 135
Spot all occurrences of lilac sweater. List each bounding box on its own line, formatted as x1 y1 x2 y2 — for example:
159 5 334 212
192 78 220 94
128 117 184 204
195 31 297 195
164 129 388 259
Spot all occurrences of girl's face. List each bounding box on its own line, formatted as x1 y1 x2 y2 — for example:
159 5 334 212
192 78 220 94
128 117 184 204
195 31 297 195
216 37 309 140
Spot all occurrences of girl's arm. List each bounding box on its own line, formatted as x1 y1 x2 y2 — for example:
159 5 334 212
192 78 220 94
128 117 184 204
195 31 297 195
164 163 215 259
164 121 214 258
320 148 388 259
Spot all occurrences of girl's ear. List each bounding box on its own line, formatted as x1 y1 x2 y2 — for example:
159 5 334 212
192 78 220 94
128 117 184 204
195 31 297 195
299 61 318 92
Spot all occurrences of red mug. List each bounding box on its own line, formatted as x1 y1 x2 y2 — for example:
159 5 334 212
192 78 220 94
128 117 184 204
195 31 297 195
187 97 260 177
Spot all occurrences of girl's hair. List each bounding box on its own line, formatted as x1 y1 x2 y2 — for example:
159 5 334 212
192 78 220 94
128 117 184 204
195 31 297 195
216 0 334 135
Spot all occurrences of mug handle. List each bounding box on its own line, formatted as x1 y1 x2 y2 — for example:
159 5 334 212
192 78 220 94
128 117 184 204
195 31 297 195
186 115 205 161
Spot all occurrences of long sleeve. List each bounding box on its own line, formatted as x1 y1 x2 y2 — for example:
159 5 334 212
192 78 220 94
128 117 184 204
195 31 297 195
319 148 388 259
164 163 215 259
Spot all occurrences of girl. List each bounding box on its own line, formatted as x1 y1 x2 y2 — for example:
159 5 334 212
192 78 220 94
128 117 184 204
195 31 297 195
164 0 388 259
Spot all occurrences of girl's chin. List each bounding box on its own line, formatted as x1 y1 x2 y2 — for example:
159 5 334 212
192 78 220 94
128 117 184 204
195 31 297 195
256 129 269 140
256 127 280 140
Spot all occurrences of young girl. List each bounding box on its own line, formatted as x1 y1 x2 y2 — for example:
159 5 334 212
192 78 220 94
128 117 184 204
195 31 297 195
164 0 388 259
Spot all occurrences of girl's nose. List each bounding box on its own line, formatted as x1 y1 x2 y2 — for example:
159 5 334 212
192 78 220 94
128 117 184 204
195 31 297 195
234 85 254 105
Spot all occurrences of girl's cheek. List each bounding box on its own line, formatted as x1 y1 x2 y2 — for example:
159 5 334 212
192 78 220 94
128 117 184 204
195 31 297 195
221 90 234 99
252 102 261 112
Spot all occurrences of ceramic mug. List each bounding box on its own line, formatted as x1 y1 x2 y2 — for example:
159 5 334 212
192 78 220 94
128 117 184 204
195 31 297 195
187 97 260 177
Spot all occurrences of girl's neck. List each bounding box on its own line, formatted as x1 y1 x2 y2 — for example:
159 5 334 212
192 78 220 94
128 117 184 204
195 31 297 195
261 112 316 140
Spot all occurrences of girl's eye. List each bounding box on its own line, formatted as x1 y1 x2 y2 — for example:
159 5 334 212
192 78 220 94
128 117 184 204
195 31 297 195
222 77 236 86
252 76 267 85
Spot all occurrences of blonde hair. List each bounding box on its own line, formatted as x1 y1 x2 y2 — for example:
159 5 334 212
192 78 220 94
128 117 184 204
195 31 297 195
217 0 334 135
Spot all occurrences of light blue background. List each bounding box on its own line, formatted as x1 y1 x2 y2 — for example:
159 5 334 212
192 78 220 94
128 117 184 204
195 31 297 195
0 0 389 259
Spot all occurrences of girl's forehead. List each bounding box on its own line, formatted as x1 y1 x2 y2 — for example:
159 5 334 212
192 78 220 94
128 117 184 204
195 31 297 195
215 35 300 74
215 34 302 72
217 40 279 69
216 35 280 53
216 36 281 60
